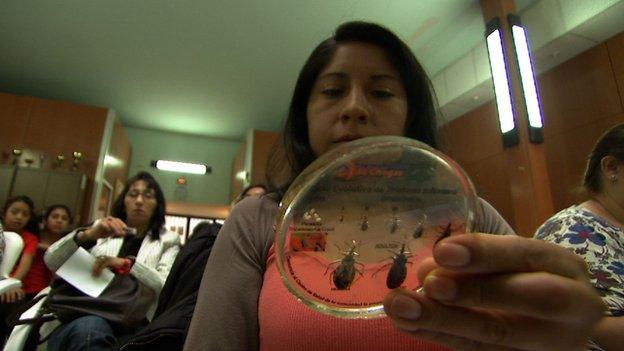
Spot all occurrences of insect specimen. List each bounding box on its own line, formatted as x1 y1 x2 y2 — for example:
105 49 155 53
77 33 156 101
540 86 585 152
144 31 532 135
374 242 412 289
412 224 424 239
325 241 364 290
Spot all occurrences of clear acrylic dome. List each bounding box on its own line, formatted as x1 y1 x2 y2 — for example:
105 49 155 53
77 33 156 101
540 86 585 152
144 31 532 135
274 136 478 318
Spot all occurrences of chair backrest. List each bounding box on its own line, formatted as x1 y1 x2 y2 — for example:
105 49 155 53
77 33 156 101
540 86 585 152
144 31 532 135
0 231 24 278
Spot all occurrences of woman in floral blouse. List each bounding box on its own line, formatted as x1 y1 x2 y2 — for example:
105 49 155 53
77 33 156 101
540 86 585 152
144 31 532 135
536 123 624 351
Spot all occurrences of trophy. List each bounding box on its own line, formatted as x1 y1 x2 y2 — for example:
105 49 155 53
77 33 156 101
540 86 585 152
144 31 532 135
12 149 22 166
55 155 66 169
72 151 83 171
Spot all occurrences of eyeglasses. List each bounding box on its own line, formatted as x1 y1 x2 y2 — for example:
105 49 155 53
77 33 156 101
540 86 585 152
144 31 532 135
126 190 156 200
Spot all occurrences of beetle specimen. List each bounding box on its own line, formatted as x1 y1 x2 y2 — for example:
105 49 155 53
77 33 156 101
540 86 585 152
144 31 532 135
373 242 412 289
325 241 364 290
412 224 424 239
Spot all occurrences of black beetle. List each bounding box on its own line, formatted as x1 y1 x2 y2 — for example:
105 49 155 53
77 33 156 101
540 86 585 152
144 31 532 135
326 242 363 290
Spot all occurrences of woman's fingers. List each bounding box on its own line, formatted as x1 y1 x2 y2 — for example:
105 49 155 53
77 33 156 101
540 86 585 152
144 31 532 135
8 290 17 303
384 290 596 351
92 256 107 276
421 269 605 322
434 234 589 281
95 217 127 237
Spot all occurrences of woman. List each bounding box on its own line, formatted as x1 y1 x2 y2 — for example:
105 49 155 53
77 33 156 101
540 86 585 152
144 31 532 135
184 22 604 351
44 171 181 351
536 123 624 350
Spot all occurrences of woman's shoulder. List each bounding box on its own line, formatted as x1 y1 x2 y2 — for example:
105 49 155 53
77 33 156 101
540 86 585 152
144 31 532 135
475 198 515 235
229 193 280 225
534 205 596 238
221 194 280 254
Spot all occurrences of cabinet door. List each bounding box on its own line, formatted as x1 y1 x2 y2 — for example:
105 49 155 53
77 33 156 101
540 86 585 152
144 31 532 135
44 171 86 224
0 165 16 207
10 168 50 213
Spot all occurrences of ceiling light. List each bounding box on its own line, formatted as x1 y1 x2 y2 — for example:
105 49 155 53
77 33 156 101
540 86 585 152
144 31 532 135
509 14 544 143
485 17 519 148
151 160 210 175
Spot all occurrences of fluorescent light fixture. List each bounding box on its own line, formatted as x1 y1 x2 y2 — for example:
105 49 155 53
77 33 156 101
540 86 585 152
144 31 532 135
104 155 122 167
236 171 248 181
485 17 518 148
509 14 544 143
151 160 209 175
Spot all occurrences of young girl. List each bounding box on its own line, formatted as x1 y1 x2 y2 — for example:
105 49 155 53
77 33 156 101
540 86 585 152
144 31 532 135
0 195 39 341
26 205 73 296
184 22 604 351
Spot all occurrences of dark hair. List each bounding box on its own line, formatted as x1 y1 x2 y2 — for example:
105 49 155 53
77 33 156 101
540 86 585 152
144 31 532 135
43 204 73 224
583 123 624 192
111 172 166 240
266 21 438 194
234 184 267 204
191 220 219 238
2 195 39 234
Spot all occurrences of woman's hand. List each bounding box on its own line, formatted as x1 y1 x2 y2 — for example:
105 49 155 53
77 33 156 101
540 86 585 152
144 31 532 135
0 287 25 303
78 217 127 243
92 255 127 277
383 234 605 351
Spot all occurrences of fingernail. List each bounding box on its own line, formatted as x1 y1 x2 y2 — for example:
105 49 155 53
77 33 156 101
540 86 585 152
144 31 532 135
391 295 422 320
435 243 470 267
424 275 457 301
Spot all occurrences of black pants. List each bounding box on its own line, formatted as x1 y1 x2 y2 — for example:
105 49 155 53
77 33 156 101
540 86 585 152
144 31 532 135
0 293 37 345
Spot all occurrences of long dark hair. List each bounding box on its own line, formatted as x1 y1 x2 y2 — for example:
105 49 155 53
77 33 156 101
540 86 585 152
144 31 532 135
111 172 166 240
266 21 438 195
583 123 624 192
2 195 39 235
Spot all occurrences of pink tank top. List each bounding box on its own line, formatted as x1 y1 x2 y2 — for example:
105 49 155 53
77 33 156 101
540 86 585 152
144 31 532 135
258 246 451 351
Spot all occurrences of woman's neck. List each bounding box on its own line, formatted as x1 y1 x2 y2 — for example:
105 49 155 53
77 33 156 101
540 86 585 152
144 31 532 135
127 222 149 237
585 195 624 229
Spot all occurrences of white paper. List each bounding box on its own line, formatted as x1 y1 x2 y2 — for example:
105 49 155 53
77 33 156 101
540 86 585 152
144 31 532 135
55 247 114 297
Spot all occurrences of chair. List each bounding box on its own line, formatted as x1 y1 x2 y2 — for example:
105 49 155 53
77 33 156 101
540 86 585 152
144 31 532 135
3 287 52 351
0 231 24 294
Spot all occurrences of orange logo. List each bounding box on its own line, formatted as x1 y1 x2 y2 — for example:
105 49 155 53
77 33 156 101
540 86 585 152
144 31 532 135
334 161 405 180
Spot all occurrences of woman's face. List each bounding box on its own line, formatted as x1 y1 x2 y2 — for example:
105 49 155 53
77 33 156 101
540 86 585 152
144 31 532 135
45 208 70 235
306 42 408 157
124 180 158 228
3 201 31 232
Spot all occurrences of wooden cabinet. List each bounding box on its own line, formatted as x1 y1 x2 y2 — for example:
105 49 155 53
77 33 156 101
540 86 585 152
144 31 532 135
1 165 86 223
230 130 279 201
0 91 131 224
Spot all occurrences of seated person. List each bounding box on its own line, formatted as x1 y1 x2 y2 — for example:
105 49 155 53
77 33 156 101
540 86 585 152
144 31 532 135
231 183 267 207
44 172 181 351
535 123 624 351
0 195 39 342
184 21 604 351
27 205 73 297
120 185 265 350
